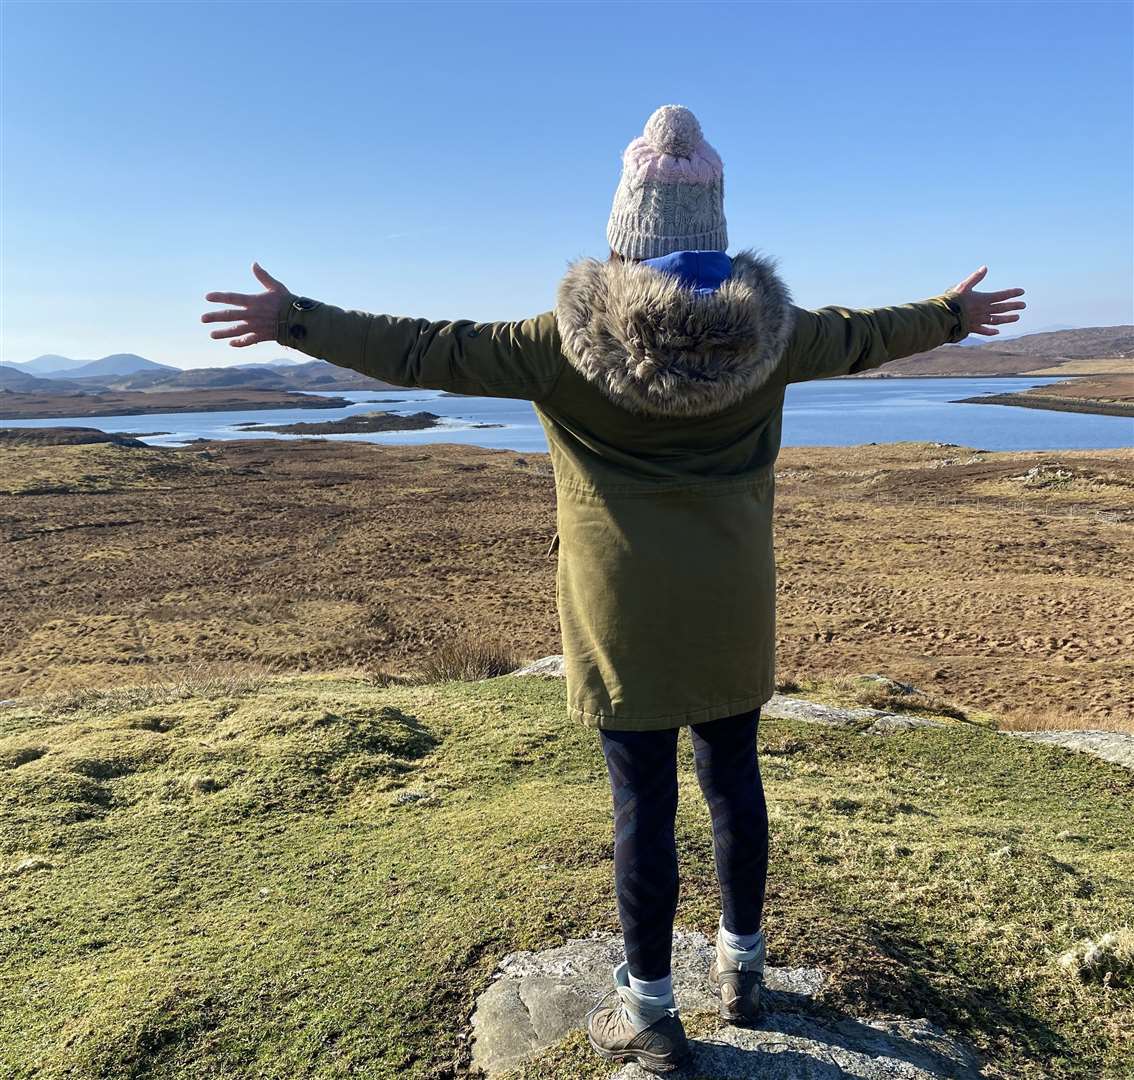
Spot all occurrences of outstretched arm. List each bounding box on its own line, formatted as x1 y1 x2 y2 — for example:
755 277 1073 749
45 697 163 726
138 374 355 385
783 266 1026 383
201 263 565 402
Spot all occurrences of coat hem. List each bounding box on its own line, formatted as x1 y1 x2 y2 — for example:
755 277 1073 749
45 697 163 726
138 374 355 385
570 689 773 731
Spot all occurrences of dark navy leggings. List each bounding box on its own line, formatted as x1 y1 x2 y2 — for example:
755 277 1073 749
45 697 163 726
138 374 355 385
599 708 767 981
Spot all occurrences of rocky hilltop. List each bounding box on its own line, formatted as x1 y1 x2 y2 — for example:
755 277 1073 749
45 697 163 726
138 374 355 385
1 669 1130 1078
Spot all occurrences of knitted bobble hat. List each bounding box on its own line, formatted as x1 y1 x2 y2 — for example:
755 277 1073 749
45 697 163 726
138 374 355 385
606 104 727 260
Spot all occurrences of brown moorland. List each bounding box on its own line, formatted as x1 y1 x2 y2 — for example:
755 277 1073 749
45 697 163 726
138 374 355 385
0 438 1130 730
0 387 351 420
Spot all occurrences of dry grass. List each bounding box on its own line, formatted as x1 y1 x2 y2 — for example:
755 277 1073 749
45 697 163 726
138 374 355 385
1023 359 1134 376
1058 929 1134 986
780 672 971 721
994 703 1134 735
412 632 521 683
2 440 1132 730
32 661 271 718
1020 373 1134 405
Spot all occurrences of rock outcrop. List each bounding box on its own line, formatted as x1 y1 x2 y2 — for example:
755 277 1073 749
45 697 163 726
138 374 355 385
469 929 981 1079
1003 729 1134 770
509 657 945 733
509 657 1133 767
509 655 568 679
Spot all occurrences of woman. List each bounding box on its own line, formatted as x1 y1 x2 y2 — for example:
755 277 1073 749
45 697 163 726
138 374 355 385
202 104 1024 1073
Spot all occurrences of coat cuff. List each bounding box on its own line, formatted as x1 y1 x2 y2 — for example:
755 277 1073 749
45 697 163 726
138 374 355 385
275 291 318 342
936 290 969 343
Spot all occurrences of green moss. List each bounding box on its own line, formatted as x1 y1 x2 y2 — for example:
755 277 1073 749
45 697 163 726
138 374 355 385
1 675 1132 1078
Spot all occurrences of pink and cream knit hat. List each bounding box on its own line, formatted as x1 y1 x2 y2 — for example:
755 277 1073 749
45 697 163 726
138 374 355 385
606 104 728 260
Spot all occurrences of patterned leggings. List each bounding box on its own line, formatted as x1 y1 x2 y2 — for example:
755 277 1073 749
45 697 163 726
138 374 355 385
599 708 767 981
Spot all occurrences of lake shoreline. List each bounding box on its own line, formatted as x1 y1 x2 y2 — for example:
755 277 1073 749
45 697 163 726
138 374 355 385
954 393 1134 418
0 388 353 420
953 371 1133 418
1 378 1127 452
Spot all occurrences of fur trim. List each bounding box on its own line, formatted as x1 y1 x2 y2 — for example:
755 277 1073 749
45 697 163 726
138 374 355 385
554 249 795 418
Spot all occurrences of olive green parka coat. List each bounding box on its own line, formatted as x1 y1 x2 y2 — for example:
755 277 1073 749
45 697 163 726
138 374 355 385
275 252 968 731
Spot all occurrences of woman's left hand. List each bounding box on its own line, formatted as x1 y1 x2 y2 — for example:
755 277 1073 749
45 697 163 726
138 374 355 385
949 267 1027 337
201 262 291 347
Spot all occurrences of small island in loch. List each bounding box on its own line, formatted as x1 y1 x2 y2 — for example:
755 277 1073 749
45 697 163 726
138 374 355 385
236 410 445 435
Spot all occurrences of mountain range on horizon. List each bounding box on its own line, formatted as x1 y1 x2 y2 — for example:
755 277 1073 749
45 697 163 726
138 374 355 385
0 352 397 395
7 352 307 377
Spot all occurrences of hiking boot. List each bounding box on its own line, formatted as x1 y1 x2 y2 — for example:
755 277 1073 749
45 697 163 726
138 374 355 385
708 920 765 1023
585 961 690 1073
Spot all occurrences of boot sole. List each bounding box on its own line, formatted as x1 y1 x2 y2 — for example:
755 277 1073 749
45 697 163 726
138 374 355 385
585 1032 688 1073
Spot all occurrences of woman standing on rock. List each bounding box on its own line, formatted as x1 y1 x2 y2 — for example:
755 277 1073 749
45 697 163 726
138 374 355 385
202 104 1024 1073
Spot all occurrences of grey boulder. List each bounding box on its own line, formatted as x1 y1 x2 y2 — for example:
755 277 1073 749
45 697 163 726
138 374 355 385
508 657 946 734
1003 729 1134 770
509 655 567 679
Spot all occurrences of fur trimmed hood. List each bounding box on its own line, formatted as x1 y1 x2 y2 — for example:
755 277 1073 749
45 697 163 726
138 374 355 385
554 249 795 418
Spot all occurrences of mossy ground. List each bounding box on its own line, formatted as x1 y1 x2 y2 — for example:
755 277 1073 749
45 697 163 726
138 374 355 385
2 675 1131 1079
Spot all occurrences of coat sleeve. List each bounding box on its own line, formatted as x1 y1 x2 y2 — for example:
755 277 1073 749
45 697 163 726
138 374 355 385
781 291 969 383
274 294 566 402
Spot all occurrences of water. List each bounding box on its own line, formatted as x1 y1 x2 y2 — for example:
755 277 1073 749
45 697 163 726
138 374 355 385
2 377 1130 452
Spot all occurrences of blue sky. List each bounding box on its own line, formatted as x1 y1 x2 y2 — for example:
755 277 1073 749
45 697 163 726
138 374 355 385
3 0 1132 368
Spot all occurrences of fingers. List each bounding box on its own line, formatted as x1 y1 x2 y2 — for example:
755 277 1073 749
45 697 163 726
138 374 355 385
252 262 286 292
229 331 269 347
983 287 1026 302
201 307 250 324
989 300 1027 313
209 323 255 339
202 267 284 348
954 265 988 293
205 291 258 306
984 313 1020 325
969 325 1000 336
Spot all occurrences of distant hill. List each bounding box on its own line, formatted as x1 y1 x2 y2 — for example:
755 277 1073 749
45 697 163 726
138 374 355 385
7 353 178 380
146 366 292 390
0 366 68 393
851 325 1134 378
80 359 398 393
10 354 90 374
971 325 1134 360
56 354 178 379
850 345 1056 377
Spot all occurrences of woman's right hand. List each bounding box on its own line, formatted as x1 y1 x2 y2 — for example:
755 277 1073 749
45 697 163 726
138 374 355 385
201 262 292 348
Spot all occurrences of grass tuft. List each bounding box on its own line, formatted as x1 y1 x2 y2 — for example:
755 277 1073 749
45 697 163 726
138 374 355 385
782 672 969 720
413 632 521 683
1059 930 1134 986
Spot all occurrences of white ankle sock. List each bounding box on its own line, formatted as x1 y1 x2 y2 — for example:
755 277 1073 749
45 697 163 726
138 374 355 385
613 962 676 1032
627 971 673 999
719 915 762 955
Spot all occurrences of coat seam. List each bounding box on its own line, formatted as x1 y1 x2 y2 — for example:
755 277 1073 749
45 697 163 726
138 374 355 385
534 350 570 406
568 690 773 728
